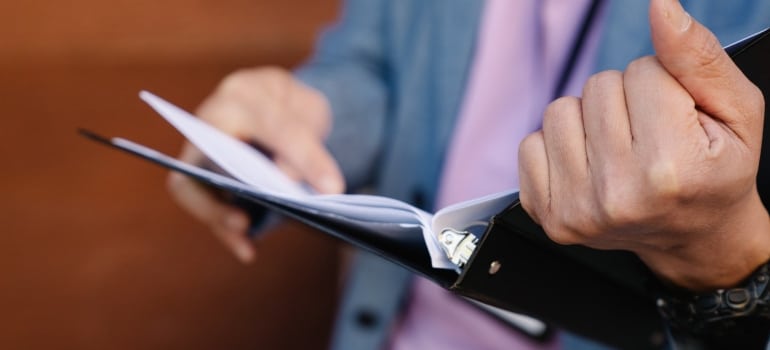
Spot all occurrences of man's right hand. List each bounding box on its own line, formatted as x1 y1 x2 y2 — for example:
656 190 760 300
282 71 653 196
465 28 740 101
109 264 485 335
167 67 345 263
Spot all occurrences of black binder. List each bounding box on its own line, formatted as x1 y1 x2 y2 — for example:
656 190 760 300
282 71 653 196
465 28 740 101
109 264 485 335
449 27 770 349
83 27 770 350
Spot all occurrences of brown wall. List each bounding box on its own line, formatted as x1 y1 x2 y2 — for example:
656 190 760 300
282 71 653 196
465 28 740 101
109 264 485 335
0 1 342 349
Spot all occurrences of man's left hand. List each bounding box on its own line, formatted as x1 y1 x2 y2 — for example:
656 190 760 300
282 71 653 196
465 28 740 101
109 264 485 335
518 0 770 291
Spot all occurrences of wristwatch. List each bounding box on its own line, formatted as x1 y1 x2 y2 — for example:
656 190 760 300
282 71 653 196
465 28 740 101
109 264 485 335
656 261 770 347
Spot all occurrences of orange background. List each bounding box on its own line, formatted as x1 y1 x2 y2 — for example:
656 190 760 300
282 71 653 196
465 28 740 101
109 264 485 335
0 0 342 348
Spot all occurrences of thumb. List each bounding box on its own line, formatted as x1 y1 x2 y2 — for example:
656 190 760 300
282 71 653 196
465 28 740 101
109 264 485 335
649 0 764 135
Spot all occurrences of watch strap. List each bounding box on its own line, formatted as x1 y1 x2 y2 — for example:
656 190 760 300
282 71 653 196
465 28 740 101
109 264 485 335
657 261 770 348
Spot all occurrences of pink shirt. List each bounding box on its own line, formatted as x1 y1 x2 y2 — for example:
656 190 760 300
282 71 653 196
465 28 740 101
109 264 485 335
388 0 607 349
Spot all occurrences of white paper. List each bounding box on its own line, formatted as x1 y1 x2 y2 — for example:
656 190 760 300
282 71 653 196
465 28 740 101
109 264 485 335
139 90 517 270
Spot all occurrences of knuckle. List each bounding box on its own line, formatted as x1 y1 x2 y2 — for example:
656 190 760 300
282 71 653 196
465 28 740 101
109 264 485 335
254 66 289 80
596 187 637 227
625 56 659 78
565 203 600 240
249 66 291 93
543 222 580 245
546 96 579 113
219 66 288 95
643 160 698 203
519 132 544 159
166 172 188 195
518 189 533 209
219 69 254 94
539 207 585 246
518 189 541 222
543 96 580 129
583 70 622 97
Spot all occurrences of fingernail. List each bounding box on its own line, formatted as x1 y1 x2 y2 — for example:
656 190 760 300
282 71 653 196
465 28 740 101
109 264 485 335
664 0 691 32
225 212 248 232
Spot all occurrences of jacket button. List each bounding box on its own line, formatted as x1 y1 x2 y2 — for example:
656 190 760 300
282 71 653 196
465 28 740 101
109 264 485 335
354 308 379 329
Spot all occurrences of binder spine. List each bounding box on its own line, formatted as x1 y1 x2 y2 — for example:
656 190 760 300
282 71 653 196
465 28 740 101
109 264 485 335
451 200 666 350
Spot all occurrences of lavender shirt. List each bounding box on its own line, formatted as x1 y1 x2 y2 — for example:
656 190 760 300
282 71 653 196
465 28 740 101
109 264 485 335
388 0 607 349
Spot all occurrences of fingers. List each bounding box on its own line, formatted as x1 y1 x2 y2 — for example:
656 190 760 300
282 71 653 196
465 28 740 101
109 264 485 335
581 71 632 168
270 128 346 194
172 144 256 263
167 170 256 263
197 69 345 194
542 97 588 180
519 131 549 225
165 67 342 263
649 0 764 144
521 97 588 244
623 56 704 154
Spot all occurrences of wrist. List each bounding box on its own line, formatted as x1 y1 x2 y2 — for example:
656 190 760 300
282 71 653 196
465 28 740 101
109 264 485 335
639 192 770 292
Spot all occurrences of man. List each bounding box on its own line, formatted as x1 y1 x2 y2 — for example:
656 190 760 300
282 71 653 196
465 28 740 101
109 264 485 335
167 0 770 348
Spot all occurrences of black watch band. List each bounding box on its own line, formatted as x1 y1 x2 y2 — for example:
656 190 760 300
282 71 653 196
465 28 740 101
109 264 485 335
656 261 770 348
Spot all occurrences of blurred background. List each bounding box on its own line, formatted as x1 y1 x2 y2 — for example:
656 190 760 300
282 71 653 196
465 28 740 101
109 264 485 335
0 0 343 348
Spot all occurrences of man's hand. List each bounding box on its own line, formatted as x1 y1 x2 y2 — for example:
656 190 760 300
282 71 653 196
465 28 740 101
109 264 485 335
167 67 345 263
519 0 770 291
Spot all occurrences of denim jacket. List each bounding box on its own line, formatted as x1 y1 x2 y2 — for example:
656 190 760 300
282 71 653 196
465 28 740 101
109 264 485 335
294 1 770 349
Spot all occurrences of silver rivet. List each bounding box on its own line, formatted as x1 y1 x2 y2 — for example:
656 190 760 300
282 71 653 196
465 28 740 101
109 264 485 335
488 261 501 275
